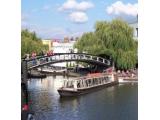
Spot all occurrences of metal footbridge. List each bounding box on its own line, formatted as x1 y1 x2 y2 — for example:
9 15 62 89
21 53 111 82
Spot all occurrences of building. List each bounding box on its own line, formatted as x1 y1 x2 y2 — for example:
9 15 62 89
42 39 52 50
64 37 69 43
51 39 77 67
128 15 138 40
52 41 76 53
129 21 138 40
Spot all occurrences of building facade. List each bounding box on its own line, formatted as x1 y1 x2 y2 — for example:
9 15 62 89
42 39 52 50
52 41 76 53
51 39 77 67
129 21 138 40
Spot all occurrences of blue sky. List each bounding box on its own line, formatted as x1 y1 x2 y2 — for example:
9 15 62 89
22 0 138 39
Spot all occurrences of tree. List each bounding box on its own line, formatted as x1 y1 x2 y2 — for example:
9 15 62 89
21 29 48 57
74 19 138 70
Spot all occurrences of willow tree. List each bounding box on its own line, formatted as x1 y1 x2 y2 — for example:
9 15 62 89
74 19 138 70
21 29 48 57
74 32 102 54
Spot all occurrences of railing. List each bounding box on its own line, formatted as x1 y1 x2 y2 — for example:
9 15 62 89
62 73 113 89
24 53 111 70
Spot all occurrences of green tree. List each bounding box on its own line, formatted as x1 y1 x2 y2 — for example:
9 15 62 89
21 29 48 57
74 19 138 70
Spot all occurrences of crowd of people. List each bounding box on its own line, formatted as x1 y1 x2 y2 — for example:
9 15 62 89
23 50 54 60
116 68 138 78
103 67 138 78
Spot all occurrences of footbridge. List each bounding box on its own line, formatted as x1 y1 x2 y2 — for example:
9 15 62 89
22 53 111 82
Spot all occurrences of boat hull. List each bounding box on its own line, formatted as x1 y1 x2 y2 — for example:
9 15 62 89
58 90 81 97
58 81 118 97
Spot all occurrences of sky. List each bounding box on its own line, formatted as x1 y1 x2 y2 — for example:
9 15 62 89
22 0 138 39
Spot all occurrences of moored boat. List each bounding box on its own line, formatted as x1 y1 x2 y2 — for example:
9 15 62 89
118 77 138 83
37 67 67 75
57 73 118 97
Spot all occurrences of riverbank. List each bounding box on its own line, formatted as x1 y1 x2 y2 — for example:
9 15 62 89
114 69 138 83
118 77 138 83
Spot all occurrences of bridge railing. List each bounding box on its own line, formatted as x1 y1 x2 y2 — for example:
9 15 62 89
24 53 111 69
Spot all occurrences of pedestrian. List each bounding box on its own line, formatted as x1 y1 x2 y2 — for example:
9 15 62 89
47 51 50 56
32 52 36 65
25 54 30 60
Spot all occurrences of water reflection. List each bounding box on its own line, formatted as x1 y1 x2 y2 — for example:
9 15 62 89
28 76 137 120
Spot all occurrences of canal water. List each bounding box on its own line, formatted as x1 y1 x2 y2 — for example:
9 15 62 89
28 76 138 120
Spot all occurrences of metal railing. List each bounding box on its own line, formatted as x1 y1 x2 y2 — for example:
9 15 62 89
22 53 111 70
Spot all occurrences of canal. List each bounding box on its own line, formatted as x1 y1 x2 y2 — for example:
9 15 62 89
28 76 138 120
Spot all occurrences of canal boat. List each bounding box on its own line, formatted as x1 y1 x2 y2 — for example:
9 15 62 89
57 73 118 97
118 77 138 83
37 67 67 74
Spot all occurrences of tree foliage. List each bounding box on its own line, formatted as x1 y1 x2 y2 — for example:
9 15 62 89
74 19 138 70
21 29 48 57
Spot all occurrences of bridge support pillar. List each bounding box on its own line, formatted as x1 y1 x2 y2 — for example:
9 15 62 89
22 60 28 84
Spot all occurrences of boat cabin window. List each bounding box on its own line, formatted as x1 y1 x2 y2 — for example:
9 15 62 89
63 74 112 89
77 81 80 88
63 80 74 88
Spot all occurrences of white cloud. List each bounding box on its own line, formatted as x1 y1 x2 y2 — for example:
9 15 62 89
69 11 88 23
106 1 138 16
58 0 93 23
58 0 94 11
58 0 77 11
76 1 94 11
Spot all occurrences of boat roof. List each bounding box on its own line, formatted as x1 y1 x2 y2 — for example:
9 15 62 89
64 73 112 82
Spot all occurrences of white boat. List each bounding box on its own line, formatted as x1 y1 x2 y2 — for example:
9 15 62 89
37 67 67 73
57 73 118 97
118 77 138 83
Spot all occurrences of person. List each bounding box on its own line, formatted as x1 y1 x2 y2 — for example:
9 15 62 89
31 52 36 58
122 70 126 77
50 50 54 55
47 50 50 56
21 83 35 120
31 52 37 65
107 67 113 74
24 54 29 60
27 54 30 60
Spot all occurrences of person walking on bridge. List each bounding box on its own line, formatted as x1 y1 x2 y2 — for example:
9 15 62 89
32 52 37 65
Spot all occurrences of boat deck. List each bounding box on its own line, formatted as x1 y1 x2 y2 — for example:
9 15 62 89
58 73 118 97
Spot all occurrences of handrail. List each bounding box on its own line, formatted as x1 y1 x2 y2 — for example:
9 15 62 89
22 53 110 62
66 73 112 82
22 53 111 71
